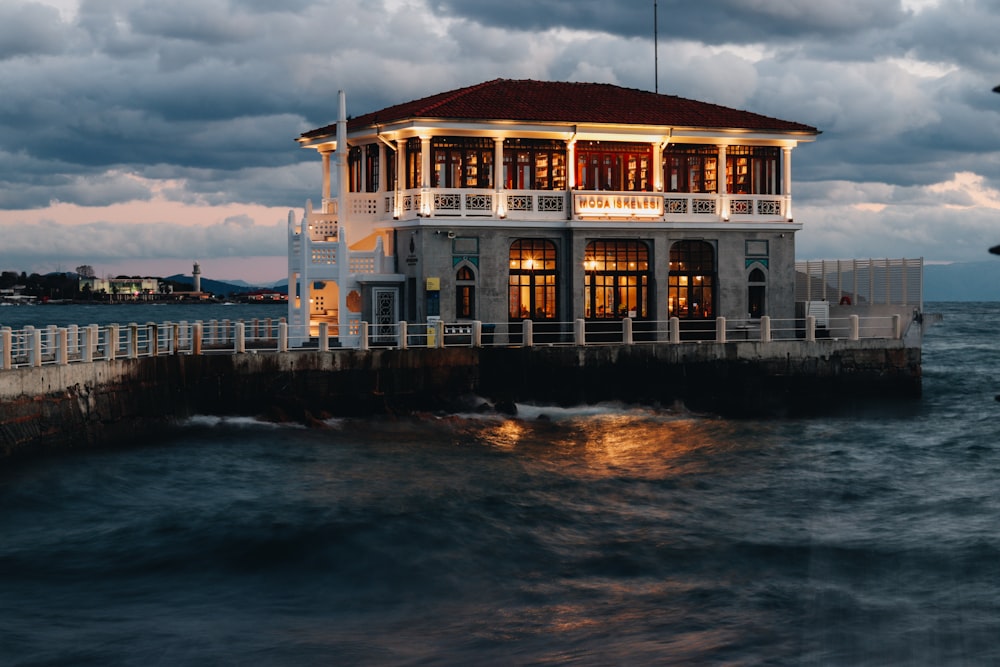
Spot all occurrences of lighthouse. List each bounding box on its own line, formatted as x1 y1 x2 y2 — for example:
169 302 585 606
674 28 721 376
192 262 201 293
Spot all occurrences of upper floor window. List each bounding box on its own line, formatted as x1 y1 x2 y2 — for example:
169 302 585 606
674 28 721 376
575 141 653 192
663 145 717 193
727 146 780 195
385 147 397 191
405 137 422 189
348 144 380 193
503 139 566 190
432 137 494 189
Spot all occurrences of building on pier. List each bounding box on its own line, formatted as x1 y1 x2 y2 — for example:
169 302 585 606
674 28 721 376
288 79 821 345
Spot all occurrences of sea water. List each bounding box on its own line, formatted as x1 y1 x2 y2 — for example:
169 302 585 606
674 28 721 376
0 302 998 665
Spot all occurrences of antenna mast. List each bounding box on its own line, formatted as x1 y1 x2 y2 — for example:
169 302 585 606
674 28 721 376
654 0 659 93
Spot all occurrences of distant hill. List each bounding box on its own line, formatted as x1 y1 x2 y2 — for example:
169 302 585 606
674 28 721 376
164 274 284 297
924 261 1000 302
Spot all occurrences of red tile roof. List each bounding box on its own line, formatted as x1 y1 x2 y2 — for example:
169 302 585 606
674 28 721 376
299 79 819 140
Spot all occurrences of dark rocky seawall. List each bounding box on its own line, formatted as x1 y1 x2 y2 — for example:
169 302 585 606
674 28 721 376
0 340 920 460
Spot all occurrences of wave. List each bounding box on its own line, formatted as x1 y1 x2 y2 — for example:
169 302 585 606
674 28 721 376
182 414 306 430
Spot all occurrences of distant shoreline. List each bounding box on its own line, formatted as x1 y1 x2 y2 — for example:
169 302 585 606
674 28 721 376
27 298 287 306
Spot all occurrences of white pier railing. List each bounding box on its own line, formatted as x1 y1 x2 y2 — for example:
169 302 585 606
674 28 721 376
0 313 918 371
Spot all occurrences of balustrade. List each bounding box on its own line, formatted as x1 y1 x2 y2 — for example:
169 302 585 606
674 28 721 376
0 311 916 370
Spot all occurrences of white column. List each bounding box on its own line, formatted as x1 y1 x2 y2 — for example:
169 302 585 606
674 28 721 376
108 324 119 360
128 323 139 358
399 321 408 349
67 324 78 356
420 136 431 188
396 138 406 200
319 322 329 351
56 328 67 366
494 137 505 217
336 90 349 209
321 148 333 209
82 326 94 363
718 144 728 221
30 327 41 367
420 135 432 216
567 139 576 190
783 146 793 220
278 321 288 352
378 142 386 193
472 320 482 347
149 323 158 356
652 142 663 191
359 321 370 350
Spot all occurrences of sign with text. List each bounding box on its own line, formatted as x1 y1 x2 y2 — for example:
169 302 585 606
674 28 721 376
574 193 664 218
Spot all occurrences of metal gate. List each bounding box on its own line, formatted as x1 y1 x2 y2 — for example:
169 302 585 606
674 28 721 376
372 287 398 344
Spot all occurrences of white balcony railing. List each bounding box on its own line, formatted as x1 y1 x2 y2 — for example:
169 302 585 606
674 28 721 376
350 189 786 224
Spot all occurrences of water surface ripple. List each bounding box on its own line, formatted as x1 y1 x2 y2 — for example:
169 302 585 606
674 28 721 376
1 302 998 665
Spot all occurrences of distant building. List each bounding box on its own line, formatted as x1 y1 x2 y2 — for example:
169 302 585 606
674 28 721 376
240 289 287 303
80 276 161 300
288 78 819 344
0 286 35 304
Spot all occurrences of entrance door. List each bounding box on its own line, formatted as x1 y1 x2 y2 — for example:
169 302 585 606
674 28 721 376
372 287 399 345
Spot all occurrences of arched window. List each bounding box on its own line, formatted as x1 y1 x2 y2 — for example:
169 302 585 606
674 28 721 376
584 240 650 319
456 265 476 319
668 241 716 319
508 239 557 321
748 266 766 318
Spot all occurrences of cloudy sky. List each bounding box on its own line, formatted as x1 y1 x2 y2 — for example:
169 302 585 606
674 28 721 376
1 0 998 282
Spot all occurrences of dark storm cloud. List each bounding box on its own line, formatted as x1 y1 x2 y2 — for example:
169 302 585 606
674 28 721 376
430 0 907 42
0 2 72 59
903 0 1000 71
128 0 259 44
2 0 1000 267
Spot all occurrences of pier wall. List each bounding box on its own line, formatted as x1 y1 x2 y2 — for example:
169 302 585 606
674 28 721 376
0 340 920 460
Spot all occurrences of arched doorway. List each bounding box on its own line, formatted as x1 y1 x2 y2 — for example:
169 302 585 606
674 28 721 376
455 264 476 320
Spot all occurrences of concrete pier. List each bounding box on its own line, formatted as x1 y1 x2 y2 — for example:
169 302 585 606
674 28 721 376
0 339 920 461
